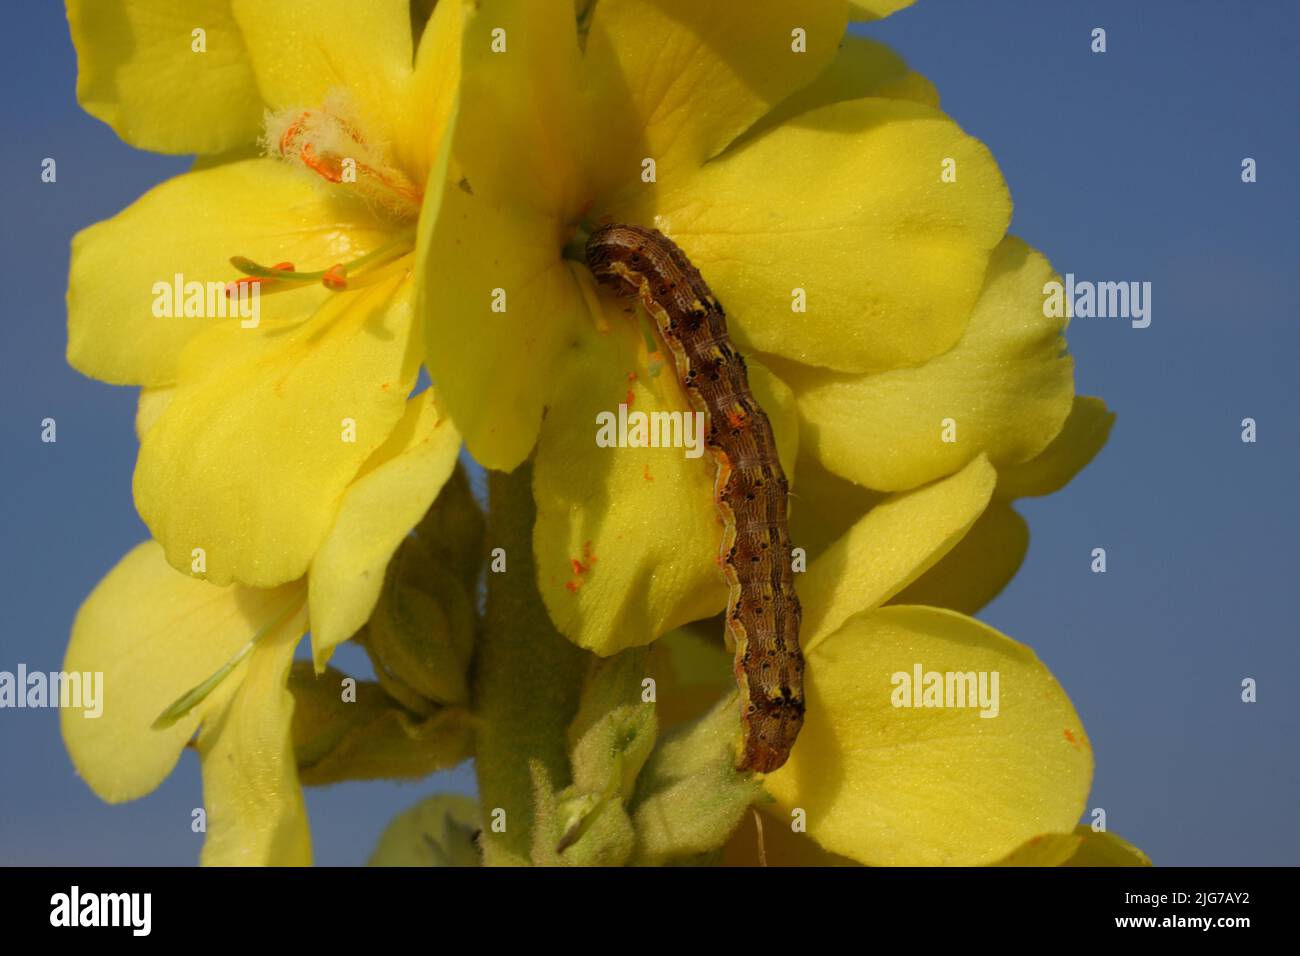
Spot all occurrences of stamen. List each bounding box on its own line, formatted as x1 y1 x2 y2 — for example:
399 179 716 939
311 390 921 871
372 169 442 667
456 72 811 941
151 596 304 731
227 231 416 294
321 264 348 291
264 97 423 219
224 261 293 298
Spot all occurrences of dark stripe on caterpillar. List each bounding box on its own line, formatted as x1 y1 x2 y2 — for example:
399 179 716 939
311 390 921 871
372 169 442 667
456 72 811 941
586 223 804 773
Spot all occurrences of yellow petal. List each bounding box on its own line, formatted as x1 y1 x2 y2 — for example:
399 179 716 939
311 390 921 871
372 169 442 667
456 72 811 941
997 396 1115 500
533 316 714 652
889 398 1112 615
721 809 858 866
61 541 301 803
995 826 1152 867
848 0 917 20
992 831 1083 867
1062 826 1153 867
230 0 414 166
751 35 938 141
765 605 1093 866
134 387 174 441
135 272 419 587
787 236 1074 491
787 450 885 562
67 0 263 154
401 0 467 178
645 625 735 730
582 0 847 193
420 0 587 470
890 501 1030 615
800 456 997 653
533 310 798 654
67 158 391 386
197 613 312 866
309 389 462 669
628 98 1010 374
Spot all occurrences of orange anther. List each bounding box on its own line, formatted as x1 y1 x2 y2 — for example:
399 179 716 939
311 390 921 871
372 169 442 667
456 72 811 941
279 114 308 155
300 142 344 183
322 264 348 291
225 261 295 298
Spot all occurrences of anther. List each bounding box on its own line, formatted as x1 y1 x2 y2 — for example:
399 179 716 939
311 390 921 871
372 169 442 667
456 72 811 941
321 264 348 291
224 261 294 298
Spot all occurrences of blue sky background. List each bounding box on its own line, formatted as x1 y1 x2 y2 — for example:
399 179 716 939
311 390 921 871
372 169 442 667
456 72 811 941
2 0 1297 866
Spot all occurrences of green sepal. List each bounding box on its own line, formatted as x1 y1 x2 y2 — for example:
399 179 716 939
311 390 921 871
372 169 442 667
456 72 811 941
627 694 763 865
365 538 475 709
369 794 482 867
415 463 486 596
529 762 634 867
288 662 473 785
567 648 658 802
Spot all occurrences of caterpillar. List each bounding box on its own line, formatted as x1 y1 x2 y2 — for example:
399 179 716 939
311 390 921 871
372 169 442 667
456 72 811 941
586 224 804 773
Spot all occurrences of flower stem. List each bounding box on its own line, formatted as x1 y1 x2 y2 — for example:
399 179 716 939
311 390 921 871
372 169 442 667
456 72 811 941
472 464 588 865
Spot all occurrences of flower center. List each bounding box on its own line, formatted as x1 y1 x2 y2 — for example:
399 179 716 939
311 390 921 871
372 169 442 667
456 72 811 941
225 98 421 299
267 97 423 218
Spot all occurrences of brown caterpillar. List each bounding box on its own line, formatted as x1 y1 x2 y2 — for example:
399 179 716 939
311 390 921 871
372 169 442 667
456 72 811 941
586 224 804 773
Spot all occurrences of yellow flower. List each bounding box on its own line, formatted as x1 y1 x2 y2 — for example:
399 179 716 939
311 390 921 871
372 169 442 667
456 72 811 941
993 827 1152 867
65 0 464 590
848 0 918 21
638 458 1084 865
420 1 1078 658
61 390 470 865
